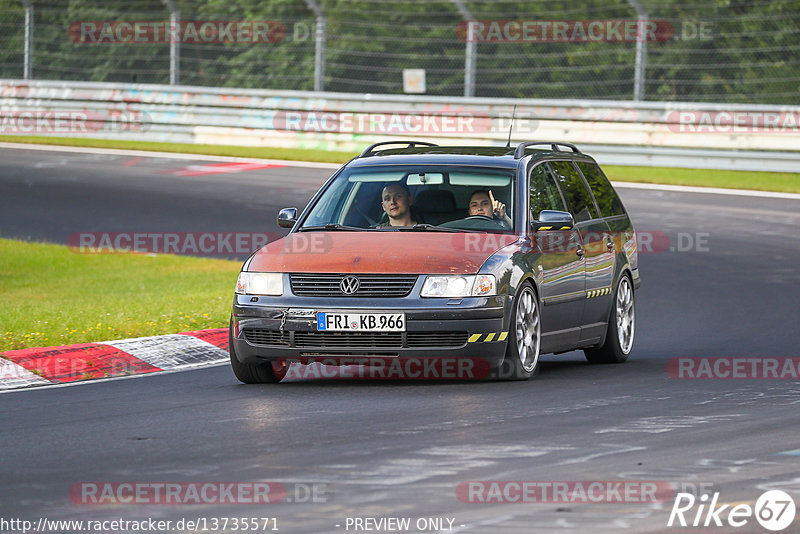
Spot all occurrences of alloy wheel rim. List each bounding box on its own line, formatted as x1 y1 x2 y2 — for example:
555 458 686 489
616 277 635 354
515 288 541 372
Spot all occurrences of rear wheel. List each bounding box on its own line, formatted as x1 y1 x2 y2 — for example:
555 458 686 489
229 320 287 384
493 283 541 381
584 274 635 364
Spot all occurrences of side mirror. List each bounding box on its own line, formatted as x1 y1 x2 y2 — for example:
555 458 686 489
277 207 298 228
533 210 574 231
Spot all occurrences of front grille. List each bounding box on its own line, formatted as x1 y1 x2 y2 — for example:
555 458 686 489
243 329 290 346
244 329 469 349
407 332 468 348
295 332 403 348
290 274 417 297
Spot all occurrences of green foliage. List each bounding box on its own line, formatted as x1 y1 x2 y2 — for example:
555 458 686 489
0 238 240 351
0 0 796 102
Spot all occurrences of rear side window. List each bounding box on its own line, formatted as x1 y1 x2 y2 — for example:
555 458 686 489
576 162 626 217
529 164 566 218
548 161 598 223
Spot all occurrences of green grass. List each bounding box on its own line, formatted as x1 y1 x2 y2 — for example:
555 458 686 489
0 135 358 164
0 238 240 352
603 165 800 194
3 134 799 193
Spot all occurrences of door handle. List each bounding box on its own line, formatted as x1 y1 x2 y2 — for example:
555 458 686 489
576 247 585 258
606 239 615 250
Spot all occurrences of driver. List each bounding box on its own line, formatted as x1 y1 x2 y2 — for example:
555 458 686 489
468 189 512 228
378 183 419 227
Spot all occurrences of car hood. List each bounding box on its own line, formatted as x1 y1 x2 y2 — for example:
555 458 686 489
247 231 519 274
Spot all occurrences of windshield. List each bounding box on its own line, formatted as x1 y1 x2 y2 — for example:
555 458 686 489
300 165 516 232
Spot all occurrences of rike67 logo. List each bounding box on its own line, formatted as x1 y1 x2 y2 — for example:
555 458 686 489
668 490 796 531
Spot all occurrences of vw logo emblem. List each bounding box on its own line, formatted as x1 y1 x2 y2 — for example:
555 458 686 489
340 275 360 295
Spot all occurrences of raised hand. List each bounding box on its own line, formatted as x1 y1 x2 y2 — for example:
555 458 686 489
489 189 506 218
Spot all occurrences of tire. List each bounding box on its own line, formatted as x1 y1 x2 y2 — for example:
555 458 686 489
585 273 635 364
229 320 287 384
492 283 541 381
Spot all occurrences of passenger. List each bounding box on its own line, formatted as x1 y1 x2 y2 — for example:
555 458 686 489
468 189 512 227
379 183 419 227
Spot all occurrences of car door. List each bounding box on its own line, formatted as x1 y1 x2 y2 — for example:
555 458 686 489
547 161 615 345
528 162 585 352
576 160 632 338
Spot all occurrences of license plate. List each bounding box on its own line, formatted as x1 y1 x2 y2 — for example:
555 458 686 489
316 312 405 332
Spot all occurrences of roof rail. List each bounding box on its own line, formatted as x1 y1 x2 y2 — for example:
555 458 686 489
360 141 439 158
513 141 580 159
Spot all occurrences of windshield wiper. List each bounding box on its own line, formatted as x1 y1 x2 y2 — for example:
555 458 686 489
402 223 475 233
297 224 372 232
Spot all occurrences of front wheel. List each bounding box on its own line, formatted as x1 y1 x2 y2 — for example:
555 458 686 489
229 320 287 384
584 274 635 364
493 283 541 381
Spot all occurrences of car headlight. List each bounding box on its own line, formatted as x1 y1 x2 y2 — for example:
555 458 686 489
420 274 496 298
235 272 283 296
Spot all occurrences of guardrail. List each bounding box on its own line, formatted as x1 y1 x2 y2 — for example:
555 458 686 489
2 79 799 172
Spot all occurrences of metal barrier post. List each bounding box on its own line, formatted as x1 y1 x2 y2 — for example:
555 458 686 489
304 0 326 92
450 0 476 97
628 0 648 101
162 0 180 85
20 0 33 79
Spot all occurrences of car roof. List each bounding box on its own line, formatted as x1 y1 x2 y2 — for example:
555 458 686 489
345 145 598 170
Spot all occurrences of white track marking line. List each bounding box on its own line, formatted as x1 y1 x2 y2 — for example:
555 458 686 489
611 181 800 200
101 334 228 370
0 360 228 395
0 359 50 390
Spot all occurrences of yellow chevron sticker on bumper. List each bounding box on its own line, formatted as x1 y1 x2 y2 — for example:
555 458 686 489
587 287 611 298
468 332 509 342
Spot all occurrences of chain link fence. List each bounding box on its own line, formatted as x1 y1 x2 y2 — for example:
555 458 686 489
0 0 798 104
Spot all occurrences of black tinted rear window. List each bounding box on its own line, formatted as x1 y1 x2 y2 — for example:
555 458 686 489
576 162 626 217
529 164 566 218
548 161 598 223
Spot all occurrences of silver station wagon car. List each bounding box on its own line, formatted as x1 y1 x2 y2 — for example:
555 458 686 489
230 141 640 382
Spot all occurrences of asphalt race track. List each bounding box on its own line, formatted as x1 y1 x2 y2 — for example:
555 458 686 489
1 146 799 533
